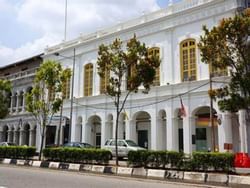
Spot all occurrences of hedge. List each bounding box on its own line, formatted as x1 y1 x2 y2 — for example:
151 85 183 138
128 150 184 168
0 146 36 159
128 150 234 172
43 147 112 164
190 152 234 172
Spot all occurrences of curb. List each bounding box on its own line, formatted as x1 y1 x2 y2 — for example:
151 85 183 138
1 158 250 186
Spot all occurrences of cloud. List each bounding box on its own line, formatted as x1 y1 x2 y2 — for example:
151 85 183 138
0 0 160 67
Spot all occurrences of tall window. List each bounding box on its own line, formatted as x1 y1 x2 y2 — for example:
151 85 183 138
63 77 71 99
127 64 136 90
100 69 110 94
180 39 197 82
148 47 160 86
84 63 93 96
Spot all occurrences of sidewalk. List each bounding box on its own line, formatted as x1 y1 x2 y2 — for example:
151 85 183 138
1 158 250 186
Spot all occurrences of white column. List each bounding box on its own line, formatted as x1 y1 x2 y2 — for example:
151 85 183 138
29 129 35 146
82 120 86 142
239 109 248 153
19 129 24 145
218 112 233 152
10 95 14 113
13 130 19 145
125 119 136 142
167 115 178 151
151 113 159 150
7 130 13 143
183 116 195 154
16 93 19 113
118 120 124 139
22 92 26 112
70 113 77 142
36 125 41 152
54 125 59 145
101 117 106 148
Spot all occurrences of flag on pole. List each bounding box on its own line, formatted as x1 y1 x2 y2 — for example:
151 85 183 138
179 96 186 117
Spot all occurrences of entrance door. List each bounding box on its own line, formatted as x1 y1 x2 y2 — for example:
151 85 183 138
178 129 183 152
196 128 207 151
96 133 101 148
138 130 148 149
46 126 56 146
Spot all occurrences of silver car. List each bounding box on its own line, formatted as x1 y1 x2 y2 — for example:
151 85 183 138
103 139 145 158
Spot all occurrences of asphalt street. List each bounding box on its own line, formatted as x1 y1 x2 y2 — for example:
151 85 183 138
0 165 225 188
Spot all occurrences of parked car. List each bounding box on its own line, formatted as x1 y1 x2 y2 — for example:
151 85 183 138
0 142 17 146
103 139 145 159
63 142 93 148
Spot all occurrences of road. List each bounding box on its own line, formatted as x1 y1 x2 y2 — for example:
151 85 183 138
0 165 223 188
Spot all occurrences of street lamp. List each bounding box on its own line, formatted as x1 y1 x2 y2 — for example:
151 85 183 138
54 48 76 143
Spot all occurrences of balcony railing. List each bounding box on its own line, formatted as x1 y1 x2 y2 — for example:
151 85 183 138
3 67 38 81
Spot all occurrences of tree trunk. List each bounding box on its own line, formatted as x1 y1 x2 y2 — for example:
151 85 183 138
115 110 119 166
38 126 46 161
57 104 63 146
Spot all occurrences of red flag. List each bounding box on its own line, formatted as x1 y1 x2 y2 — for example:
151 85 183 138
179 96 186 117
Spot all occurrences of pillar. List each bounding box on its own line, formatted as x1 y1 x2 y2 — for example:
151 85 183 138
16 93 19 113
101 119 107 148
125 119 136 142
151 114 159 150
13 130 19 145
29 128 36 146
10 95 14 113
183 116 195 154
218 112 233 152
167 115 179 151
22 92 26 112
19 129 24 145
70 113 77 142
118 120 124 139
7 130 13 143
239 109 248 153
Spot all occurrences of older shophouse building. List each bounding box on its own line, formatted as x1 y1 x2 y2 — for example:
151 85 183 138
44 0 250 154
0 55 43 147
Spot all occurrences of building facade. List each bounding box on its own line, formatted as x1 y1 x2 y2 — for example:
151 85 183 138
0 55 43 147
43 0 249 154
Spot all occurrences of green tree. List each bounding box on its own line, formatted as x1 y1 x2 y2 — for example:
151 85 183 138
198 9 250 113
97 35 160 165
0 79 11 119
26 60 71 160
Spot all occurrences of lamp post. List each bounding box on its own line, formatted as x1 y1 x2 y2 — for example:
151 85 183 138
55 48 76 143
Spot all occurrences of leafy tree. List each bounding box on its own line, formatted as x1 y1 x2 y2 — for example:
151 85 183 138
26 60 71 160
198 9 250 114
97 35 160 165
0 79 11 119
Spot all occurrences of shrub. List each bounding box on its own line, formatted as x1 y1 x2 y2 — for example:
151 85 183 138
128 150 184 168
0 146 36 159
43 147 111 164
191 152 234 172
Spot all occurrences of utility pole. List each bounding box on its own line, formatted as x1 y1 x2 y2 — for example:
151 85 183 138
209 70 216 152
64 0 68 41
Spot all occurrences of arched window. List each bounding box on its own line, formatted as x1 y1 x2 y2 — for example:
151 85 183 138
84 63 93 96
180 39 197 82
100 69 110 94
148 47 160 86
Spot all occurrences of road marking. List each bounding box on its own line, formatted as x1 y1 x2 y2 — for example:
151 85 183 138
0 186 8 188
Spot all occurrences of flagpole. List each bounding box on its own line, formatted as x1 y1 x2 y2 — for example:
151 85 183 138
64 0 68 41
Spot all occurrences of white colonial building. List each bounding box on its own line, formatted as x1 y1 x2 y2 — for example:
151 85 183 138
43 0 250 154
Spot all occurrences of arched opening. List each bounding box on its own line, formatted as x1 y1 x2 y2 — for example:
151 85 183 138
23 124 30 146
193 106 219 152
134 111 151 149
158 110 167 150
87 115 101 148
3 125 8 142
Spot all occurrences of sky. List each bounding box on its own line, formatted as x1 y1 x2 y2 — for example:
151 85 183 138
0 0 181 67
